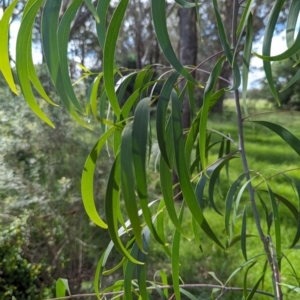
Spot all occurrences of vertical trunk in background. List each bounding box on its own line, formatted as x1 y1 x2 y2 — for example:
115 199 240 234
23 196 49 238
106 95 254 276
178 6 197 129
173 6 197 200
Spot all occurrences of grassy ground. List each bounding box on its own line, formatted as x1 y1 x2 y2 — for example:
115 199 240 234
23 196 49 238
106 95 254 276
148 99 300 299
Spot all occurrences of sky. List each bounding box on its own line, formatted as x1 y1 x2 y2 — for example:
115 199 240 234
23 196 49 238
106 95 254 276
0 7 290 88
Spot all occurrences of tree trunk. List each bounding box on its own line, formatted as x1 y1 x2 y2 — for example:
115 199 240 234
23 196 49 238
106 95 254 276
173 6 197 200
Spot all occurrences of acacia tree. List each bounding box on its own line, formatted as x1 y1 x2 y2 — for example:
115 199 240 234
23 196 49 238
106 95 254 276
2 0 300 299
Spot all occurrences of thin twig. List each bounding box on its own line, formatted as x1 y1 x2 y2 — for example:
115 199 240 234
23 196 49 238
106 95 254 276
45 283 275 300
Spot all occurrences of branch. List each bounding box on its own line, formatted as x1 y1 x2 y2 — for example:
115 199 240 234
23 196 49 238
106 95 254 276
45 283 275 300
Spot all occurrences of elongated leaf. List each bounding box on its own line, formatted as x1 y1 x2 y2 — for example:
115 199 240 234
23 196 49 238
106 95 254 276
288 176 300 248
236 0 254 36
121 124 143 251
200 57 225 172
207 156 237 215
241 208 247 261
286 0 300 61
260 0 285 104
56 278 71 297
151 1 201 87
0 0 18 94
246 272 265 300
212 0 240 90
172 91 224 248
81 127 115 228
16 0 55 128
133 98 165 245
267 184 281 258
84 0 100 23
58 0 85 113
87 73 103 117
280 68 300 92
96 0 111 50
243 261 257 299
174 0 199 8
156 72 180 168
105 155 143 264
224 257 257 286
42 0 88 127
242 13 253 116
103 0 129 118
172 204 184 300
252 121 300 156
158 270 169 298
179 288 198 300
225 173 246 237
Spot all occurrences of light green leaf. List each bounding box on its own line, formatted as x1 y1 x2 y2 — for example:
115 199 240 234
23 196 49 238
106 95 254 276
56 278 71 297
86 73 103 117
16 0 55 128
81 127 115 228
0 0 19 94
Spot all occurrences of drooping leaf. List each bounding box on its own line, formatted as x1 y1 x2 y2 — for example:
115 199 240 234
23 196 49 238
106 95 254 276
225 173 246 238
103 0 129 118
199 56 225 172
212 0 240 90
132 97 165 245
84 0 100 23
151 0 201 87
241 208 248 261
96 0 111 50
172 91 224 248
16 0 55 128
156 72 180 168
58 0 86 113
121 123 143 251
286 0 300 61
42 0 88 127
0 0 19 94
81 127 115 229
105 155 143 265
241 13 253 116
259 0 285 105
252 121 300 156
172 204 184 300
266 184 281 258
